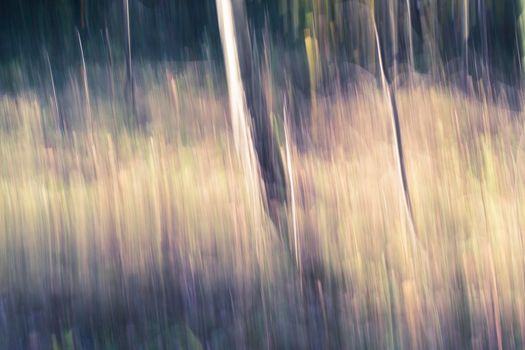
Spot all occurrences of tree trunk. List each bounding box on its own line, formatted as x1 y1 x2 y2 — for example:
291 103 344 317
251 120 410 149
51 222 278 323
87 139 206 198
123 0 136 121
216 0 288 241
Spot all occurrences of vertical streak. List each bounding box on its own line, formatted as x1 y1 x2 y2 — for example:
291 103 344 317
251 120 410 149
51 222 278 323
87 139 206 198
388 0 397 78
76 30 92 127
216 0 264 223
463 0 469 85
478 0 489 81
124 0 132 83
284 102 299 271
123 0 136 115
373 20 419 250
44 51 61 132
406 0 414 71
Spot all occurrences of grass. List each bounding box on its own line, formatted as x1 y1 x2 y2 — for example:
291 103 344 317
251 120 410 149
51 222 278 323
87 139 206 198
0 63 525 348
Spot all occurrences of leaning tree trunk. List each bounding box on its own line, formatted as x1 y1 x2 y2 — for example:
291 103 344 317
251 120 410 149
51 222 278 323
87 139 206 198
216 0 288 243
373 6 420 251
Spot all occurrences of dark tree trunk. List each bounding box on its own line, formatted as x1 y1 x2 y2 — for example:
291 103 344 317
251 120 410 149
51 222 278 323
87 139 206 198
230 0 287 210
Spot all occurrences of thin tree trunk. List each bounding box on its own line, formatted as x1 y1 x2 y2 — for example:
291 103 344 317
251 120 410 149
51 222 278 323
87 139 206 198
478 0 490 83
406 0 415 73
419 0 442 78
76 29 92 129
44 50 63 134
216 0 288 246
123 0 136 119
463 0 470 87
373 19 419 251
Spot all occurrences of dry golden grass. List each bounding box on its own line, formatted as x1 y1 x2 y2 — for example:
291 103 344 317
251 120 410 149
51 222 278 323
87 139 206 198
0 69 524 348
